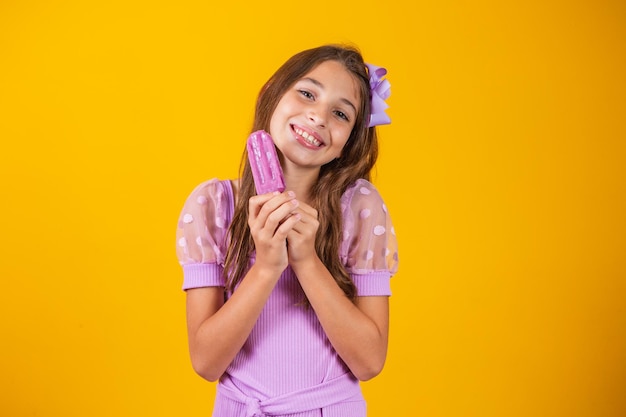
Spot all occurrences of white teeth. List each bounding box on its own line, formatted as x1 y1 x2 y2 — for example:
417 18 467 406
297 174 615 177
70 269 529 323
295 128 322 147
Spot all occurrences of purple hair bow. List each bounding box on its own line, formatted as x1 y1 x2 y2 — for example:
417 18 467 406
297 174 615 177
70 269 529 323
366 63 391 127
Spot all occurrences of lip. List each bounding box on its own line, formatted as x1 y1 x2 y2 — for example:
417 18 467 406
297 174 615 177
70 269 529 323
291 124 325 149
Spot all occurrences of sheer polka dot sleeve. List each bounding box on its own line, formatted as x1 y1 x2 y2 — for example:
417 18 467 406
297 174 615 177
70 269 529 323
340 179 399 296
175 178 234 290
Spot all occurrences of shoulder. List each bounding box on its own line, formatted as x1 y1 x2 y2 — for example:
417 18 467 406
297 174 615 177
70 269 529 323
339 178 399 279
179 177 236 231
340 179 395 251
176 178 236 265
341 179 387 212
180 178 237 216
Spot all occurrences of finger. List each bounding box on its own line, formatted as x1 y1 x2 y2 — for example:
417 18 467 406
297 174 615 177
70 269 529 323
290 207 319 225
257 191 297 218
249 191 295 226
264 199 300 233
273 212 302 239
292 200 318 219
248 191 281 220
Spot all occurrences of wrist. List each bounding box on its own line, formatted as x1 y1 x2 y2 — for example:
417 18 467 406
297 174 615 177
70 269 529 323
290 255 323 278
248 262 285 284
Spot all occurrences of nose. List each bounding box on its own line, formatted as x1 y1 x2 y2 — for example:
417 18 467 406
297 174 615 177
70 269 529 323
307 104 327 128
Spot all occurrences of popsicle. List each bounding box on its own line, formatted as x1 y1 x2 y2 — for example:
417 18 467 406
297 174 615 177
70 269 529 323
247 130 286 194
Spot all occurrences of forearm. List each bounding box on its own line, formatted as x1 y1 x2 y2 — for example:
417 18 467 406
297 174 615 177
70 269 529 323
188 191 301 380
291 258 389 381
187 265 279 381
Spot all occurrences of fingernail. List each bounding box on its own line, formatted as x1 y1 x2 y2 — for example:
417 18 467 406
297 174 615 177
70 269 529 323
288 191 296 198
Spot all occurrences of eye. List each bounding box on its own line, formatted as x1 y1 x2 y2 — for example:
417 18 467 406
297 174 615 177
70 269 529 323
298 90 314 100
334 110 350 122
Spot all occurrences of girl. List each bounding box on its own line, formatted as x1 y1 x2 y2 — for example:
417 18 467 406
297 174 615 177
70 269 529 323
176 44 398 416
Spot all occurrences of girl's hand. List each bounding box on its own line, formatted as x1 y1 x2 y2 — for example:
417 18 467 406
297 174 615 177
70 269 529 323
286 200 320 267
248 191 301 275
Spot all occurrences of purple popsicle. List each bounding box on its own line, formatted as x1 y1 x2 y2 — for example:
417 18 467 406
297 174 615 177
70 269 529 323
247 130 286 194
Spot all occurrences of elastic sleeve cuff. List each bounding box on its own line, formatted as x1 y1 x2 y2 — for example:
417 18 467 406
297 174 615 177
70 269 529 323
351 271 392 296
182 263 225 290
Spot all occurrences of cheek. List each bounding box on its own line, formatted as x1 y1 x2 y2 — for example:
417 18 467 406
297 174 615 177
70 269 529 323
269 101 288 129
337 126 354 146
271 97 297 125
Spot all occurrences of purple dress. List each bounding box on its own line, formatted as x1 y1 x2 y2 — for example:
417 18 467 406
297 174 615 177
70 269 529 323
176 179 399 416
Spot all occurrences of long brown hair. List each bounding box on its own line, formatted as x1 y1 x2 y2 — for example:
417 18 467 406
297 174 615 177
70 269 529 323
224 44 379 302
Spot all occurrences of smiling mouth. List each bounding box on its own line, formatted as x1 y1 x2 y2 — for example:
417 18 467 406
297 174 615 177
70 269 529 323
293 126 323 147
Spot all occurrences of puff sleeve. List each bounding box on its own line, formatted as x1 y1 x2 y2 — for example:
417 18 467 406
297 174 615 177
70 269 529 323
340 179 399 296
175 178 234 290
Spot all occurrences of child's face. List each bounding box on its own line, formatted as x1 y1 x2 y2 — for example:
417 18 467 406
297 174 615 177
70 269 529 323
269 60 360 171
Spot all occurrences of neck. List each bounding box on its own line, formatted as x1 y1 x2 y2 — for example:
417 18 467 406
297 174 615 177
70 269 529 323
283 167 319 205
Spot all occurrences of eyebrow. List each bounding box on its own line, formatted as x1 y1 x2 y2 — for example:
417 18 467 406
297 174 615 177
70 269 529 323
301 77 358 115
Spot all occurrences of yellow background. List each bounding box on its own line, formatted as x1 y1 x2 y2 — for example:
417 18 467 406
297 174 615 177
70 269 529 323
1 1 624 416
